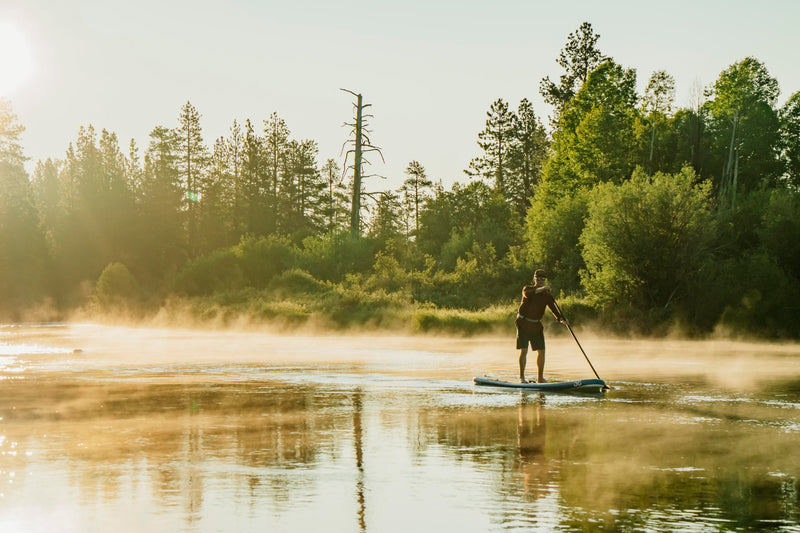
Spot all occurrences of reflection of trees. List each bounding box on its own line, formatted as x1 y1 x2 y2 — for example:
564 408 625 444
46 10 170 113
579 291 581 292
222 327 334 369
0 374 345 522
353 390 366 532
1 373 799 530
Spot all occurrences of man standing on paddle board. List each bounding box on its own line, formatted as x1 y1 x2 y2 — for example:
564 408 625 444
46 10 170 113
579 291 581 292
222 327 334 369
516 269 565 383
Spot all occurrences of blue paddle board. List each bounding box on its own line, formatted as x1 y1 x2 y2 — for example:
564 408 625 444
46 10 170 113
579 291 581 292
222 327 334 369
474 376 608 393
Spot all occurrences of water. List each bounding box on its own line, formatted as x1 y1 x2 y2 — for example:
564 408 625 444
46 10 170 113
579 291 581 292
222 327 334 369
0 324 799 532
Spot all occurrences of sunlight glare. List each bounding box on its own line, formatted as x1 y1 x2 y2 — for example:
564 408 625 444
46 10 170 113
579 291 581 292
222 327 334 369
0 20 35 96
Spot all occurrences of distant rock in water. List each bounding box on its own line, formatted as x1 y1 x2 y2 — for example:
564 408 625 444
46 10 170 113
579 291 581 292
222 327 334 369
73 348 84 354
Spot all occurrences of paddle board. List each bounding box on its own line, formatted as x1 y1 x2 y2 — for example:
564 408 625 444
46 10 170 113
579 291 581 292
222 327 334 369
473 376 608 393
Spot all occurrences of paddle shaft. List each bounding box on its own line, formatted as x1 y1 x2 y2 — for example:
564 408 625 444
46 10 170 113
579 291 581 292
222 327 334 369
552 299 602 381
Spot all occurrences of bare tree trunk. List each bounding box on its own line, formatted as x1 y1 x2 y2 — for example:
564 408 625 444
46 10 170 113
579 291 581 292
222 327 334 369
350 93 363 237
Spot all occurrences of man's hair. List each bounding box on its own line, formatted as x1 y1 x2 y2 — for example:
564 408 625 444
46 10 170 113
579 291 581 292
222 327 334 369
534 269 547 279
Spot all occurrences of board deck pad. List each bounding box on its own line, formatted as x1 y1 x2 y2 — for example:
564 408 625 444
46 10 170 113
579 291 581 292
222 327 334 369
473 376 608 393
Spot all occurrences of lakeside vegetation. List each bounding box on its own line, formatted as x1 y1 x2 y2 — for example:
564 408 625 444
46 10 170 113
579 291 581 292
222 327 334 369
1 22 799 338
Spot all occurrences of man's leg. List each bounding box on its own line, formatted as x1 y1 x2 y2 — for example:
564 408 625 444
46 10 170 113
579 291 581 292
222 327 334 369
519 347 528 383
536 349 547 383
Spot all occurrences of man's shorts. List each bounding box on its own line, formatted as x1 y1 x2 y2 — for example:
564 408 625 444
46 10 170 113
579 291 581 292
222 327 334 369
516 326 545 351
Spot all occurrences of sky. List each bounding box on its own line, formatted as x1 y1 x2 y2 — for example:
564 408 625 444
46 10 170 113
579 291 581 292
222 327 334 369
2 0 800 191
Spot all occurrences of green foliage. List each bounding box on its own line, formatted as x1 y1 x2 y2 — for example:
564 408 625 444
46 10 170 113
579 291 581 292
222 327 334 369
0 161 49 313
541 60 640 201
95 262 140 308
705 57 783 200
417 181 518 265
580 167 716 321
779 91 800 188
717 252 800 338
298 231 377 282
234 234 296 288
524 189 589 294
267 268 327 297
412 304 511 335
174 249 244 296
539 22 607 121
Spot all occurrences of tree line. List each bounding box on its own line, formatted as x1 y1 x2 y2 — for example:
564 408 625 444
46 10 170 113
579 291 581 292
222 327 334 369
1 22 798 336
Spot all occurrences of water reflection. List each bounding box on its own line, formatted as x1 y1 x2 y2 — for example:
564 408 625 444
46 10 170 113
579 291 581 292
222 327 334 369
0 325 798 532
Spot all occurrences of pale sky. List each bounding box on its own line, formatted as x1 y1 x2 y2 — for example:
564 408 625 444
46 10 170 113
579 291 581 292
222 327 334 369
2 0 799 190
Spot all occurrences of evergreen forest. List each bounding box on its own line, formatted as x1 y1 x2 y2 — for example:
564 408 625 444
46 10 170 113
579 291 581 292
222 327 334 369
2 23 799 338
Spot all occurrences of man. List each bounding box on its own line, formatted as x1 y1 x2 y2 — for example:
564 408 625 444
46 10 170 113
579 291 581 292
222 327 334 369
516 269 565 383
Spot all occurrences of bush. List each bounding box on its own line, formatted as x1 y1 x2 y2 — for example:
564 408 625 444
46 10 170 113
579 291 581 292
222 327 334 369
580 166 716 318
174 249 244 296
524 189 589 294
298 231 377 282
267 268 327 298
717 252 800 338
235 234 296 288
96 262 140 307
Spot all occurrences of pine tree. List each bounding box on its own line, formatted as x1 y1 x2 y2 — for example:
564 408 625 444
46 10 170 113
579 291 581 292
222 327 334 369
399 160 432 236
466 98 517 196
507 99 549 214
539 22 607 123
241 119 270 235
318 158 348 234
225 120 247 237
138 126 185 281
175 101 209 253
0 99 49 313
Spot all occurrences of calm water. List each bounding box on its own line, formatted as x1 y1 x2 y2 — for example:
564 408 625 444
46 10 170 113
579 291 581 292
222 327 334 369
0 324 799 532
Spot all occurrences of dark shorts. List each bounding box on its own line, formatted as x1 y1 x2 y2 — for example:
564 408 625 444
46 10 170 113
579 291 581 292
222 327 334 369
516 326 545 351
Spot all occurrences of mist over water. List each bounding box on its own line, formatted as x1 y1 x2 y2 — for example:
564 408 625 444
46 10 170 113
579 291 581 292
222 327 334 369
0 324 798 532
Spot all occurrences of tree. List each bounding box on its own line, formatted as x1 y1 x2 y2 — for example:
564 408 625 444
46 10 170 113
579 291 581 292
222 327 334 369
318 158 349 234
641 70 676 170
368 191 403 243
341 89 384 237
705 57 782 207
0 98 26 166
225 120 247 236
507 98 549 214
241 119 269 235
539 60 640 201
196 136 236 252
399 160 432 236
779 91 800 188
280 139 323 238
263 111 290 202
524 190 589 294
580 167 716 320
137 126 185 281
539 22 607 122
466 98 517 196
32 158 61 246
175 101 209 253
417 180 517 267
0 100 49 313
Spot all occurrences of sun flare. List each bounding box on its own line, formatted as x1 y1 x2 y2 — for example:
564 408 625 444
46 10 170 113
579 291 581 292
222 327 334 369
0 20 35 96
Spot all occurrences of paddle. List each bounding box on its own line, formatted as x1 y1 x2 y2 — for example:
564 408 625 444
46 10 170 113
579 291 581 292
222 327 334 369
552 299 606 385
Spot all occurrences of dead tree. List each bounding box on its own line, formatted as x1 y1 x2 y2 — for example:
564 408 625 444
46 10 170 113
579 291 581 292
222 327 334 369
340 89 384 237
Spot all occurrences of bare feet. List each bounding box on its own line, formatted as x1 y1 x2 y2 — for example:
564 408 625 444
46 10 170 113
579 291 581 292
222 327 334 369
538 377 548 383
520 378 529 384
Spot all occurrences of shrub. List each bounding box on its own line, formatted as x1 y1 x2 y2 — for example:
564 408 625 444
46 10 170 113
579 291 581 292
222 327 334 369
174 249 244 296
580 166 716 318
235 234 296 288
95 262 140 307
298 231 377 282
524 189 589 294
267 268 327 298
